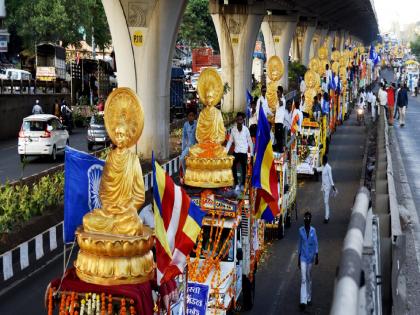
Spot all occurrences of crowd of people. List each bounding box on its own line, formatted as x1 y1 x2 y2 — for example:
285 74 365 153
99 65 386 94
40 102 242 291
357 74 409 127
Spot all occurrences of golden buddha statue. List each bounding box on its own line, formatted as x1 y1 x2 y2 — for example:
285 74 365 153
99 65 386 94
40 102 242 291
74 88 154 285
266 56 284 114
185 68 234 188
309 57 320 72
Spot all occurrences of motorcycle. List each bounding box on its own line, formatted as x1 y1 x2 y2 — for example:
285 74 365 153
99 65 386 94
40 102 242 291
356 105 365 125
60 113 73 134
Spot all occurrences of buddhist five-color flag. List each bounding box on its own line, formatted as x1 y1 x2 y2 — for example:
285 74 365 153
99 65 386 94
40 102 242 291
152 154 206 285
251 105 279 221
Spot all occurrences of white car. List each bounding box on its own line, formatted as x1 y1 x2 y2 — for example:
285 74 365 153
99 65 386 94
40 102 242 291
18 114 69 162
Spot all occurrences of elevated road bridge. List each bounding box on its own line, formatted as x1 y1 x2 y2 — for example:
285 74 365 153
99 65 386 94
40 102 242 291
101 0 378 159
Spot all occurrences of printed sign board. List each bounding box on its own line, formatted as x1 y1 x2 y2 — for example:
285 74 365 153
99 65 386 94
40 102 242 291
186 282 209 315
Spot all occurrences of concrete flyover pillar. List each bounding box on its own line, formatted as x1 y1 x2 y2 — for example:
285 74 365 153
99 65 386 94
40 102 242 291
291 24 305 62
301 21 317 67
341 31 350 50
309 27 328 61
319 28 329 47
102 0 187 159
210 1 265 113
327 30 337 60
338 29 347 51
261 14 298 91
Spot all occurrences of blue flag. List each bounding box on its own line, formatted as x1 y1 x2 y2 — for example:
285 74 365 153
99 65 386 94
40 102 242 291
369 44 379 65
330 73 337 91
64 146 105 243
246 89 253 118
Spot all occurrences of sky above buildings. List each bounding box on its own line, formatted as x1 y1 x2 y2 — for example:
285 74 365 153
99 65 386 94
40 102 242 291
374 0 420 32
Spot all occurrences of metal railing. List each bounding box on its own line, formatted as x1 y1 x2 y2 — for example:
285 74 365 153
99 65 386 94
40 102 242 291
383 113 402 240
0 79 70 95
330 187 370 315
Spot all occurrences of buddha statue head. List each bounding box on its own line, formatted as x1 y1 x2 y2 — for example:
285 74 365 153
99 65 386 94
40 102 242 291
267 56 284 82
197 68 224 107
104 88 144 149
114 124 130 148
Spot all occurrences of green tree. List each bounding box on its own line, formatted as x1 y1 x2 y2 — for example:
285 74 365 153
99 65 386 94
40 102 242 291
410 35 420 59
5 0 111 53
177 0 219 51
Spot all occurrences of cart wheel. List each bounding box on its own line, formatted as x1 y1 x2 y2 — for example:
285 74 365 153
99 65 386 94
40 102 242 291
314 170 319 182
278 215 285 239
242 275 255 311
285 212 291 228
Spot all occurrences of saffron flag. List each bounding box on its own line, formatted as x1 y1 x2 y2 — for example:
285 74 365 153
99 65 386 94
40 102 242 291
153 154 206 285
251 106 279 221
64 146 105 243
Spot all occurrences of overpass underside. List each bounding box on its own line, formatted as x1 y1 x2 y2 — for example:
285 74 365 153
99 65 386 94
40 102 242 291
101 0 378 159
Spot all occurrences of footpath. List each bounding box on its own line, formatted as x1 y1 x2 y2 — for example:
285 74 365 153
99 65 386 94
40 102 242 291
246 112 366 315
390 92 420 314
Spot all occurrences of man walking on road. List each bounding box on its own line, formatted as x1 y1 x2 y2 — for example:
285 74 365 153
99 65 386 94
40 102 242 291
298 211 319 311
378 84 388 118
32 100 43 115
397 84 408 127
321 155 336 223
387 83 395 125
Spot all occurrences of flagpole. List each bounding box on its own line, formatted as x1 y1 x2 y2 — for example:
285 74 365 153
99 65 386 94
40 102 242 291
63 243 66 274
184 265 188 315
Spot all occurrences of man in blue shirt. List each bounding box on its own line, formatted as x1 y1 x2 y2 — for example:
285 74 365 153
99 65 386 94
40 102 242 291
298 211 319 310
180 109 197 174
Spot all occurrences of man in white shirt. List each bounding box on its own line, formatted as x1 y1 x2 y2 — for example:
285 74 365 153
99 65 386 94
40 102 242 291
369 90 377 122
256 85 273 120
300 77 306 94
321 77 328 94
325 64 332 88
275 87 286 152
320 155 335 223
378 84 388 117
226 113 254 191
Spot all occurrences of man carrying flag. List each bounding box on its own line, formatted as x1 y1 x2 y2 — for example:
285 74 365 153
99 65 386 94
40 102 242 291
152 154 206 286
252 105 279 222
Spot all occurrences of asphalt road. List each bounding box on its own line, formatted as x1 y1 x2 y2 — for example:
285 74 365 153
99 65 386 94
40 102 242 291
246 112 365 315
384 73 420 209
0 111 366 314
0 127 102 184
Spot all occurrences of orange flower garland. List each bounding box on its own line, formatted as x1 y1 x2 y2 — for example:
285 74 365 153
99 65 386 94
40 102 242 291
48 287 54 315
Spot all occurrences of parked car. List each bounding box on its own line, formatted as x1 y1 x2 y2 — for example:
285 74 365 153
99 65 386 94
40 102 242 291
0 68 32 80
18 114 69 162
87 112 110 150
